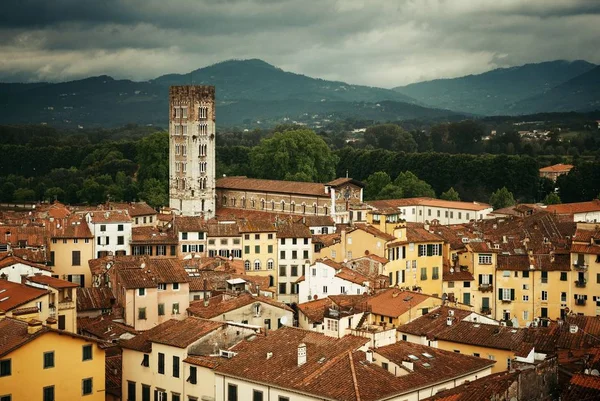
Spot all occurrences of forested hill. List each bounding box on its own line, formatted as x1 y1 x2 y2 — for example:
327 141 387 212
393 60 597 115
0 59 463 128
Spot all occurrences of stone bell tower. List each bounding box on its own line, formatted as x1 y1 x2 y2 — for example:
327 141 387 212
169 86 216 218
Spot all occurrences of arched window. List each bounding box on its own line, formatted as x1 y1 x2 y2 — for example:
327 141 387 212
269 275 274 287
244 260 250 271
271 201 275 210
222 195 227 206
242 197 246 208
324 205 328 215
254 260 261 270
281 200 285 211
181 179 186 190
251 199 256 208
261 199 266 210
313 203 318 215
267 259 274 270
232 198 237 207
302 203 306 214
322 227 328 234
291 202 295 213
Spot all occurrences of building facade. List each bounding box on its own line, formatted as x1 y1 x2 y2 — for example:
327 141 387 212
169 86 216 218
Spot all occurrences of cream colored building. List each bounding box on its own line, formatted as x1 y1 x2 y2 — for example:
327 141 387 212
25 275 78 333
570 224 600 316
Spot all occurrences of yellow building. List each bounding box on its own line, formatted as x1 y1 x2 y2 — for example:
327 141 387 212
316 224 395 263
570 224 600 316
0 279 50 323
25 275 79 333
240 220 278 289
48 215 94 287
0 316 105 401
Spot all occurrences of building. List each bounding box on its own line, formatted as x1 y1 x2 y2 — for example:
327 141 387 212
546 199 600 222
539 163 574 182
570 224 600 316
169 85 216 217
85 210 132 259
314 224 395 262
240 220 278 288
0 279 50 322
186 292 293 330
25 274 79 332
367 198 493 225
297 294 370 338
0 316 105 401
216 176 365 224
76 287 116 318
131 226 178 258
0 253 52 283
174 216 208 258
276 220 312 304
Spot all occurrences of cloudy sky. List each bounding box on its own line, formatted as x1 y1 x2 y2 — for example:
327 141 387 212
1 0 599 87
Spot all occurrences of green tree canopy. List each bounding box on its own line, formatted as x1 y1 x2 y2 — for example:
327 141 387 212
136 131 169 183
363 124 417 153
543 192 561 205
440 187 461 201
393 171 435 198
489 187 516 210
364 171 392 200
250 129 338 182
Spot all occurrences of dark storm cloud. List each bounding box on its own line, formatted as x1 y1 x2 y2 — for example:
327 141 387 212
0 0 598 86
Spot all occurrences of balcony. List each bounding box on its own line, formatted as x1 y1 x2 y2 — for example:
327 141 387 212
573 262 588 270
478 284 493 293
575 280 587 288
480 307 492 315
501 299 512 304
576 298 586 306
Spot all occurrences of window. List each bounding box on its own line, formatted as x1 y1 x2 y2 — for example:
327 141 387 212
432 266 439 280
43 351 55 369
523 295 529 301
158 353 165 374
420 267 427 280
141 354 149 367
303 250 309 259
182 232 188 240
255 234 260 240
227 384 238 401
117 236 124 245
173 283 180 290
255 245 260 254
464 281 471 288
279 283 287 294
268 245 273 253
0 360 10 377
138 307 147 320
279 265 287 276
188 366 197 384
172 303 180 315
82 345 93 361
279 397 289 401
138 288 146 296
291 265 298 276
142 385 150 401
118 224 124 231
254 260 261 270
43 386 54 401
172 394 181 401
323 286 328 294
503 270 510 277
127 381 136 401
267 259 274 270
326 319 338 331
173 356 180 378
479 254 492 265
100 224 106 232
82 378 93 396
561 292 567 303
541 271 548 284
72 250 81 266
560 272 568 281
158 303 165 316
244 260 251 271
158 283 167 291
500 288 515 301
523 311 529 321
253 390 264 401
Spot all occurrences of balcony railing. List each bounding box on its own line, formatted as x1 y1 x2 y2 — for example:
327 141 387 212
573 262 588 270
478 284 493 293
480 307 492 315
575 280 587 288
501 299 512 304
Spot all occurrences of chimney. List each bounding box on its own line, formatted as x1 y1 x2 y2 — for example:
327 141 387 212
446 317 453 326
27 319 44 335
203 279 209 306
365 349 373 363
45 317 57 329
297 343 307 366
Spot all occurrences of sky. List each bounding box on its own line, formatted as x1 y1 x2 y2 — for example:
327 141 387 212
0 0 599 87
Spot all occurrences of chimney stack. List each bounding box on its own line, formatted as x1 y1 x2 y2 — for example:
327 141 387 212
298 343 307 366
45 317 57 329
27 319 44 335
366 349 373 363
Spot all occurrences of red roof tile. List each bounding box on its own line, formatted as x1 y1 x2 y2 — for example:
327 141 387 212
0 280 49 311
217 176 329 197
26 275 79 289
539 163 574 173
367 290 436 318
546 199 600 215
187 293 292 319
77 287 115 311
0 254 51 271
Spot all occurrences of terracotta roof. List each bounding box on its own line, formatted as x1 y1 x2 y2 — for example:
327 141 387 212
523 315 600 354
326 177 365 187
26 274 79 289
0 224 48 248
79 315 138 341
105 354 122 398
300 215 335 227
184 355 222 369
539 163 574 173
77 287 115 311
497 254 532 271
120 319 181 352
312 233 340 247
297 298 332 323
114 258 190 289
561 374 600 401
546 199 600 215
422 370 519 401
0 280 49 311
238 220 276 233
147 317 224 348
368 198 491 212
434 321 533 356
573 228 600 243
361 253 388 264
217 176 329 197
87 210 131 223
131 226 177 244
387 226 444 247
442 262 474 282
108 202 156 217
353 223 396 241
367 289 435 318
174 216 207 233
0 254 51 271
1 248 49 264
276 221 312 238
335 266 370 286
571 243 600 255
398 306 480 337
374 341 495 387
187 293 292 319
47 215 93 238
11 306 41 316
207 222 240 237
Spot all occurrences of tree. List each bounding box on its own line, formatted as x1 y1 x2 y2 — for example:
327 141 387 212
136 131 169 183
13 188 36 202
138 178 168 208
440 187 460 201
364 172 392 200
394 171 435 198
489 187 516 210
363 124 417 153
250 129 338 182
543 192 561 205
44 187 66 202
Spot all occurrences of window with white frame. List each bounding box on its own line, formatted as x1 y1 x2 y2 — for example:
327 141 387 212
326 319 338 331
479 254 492 265
541 291 548 301
502 288 512 301
254 260 261 270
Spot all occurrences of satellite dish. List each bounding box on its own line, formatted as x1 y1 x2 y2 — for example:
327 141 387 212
450 267 454 273
280 316 288 325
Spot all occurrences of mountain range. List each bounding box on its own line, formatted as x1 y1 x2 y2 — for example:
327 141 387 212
0 58 598 128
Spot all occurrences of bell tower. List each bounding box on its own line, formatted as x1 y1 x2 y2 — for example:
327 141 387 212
169 86 216 218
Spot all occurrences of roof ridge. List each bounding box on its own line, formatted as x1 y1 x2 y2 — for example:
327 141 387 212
348 351 361 401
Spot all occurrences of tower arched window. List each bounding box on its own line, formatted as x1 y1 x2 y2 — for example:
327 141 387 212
281 200 285 211
313 203 318 215
261 199 266 210
302 203 306 214
222 196 227 206
242 197 246 208
271 201 275 210
251 199 255 208
291 202 296 213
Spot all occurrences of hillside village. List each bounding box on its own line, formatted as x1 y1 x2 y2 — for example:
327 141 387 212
1 87 600 401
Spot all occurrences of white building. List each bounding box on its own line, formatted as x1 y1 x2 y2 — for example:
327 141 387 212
85 210 132 258
276 221 312 304
297 259 369 303
169 86 216 218
0 254 51 283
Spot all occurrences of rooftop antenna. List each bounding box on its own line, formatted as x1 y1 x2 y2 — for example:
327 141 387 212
346 169 349 178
